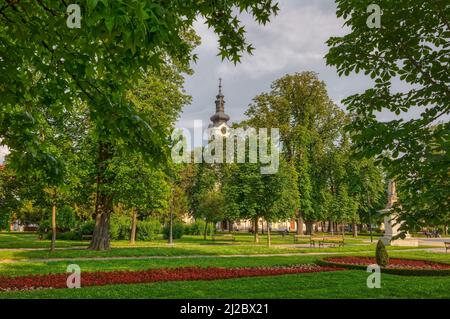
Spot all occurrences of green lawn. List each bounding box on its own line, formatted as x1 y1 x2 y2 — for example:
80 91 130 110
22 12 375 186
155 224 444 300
2 270 450 299
1 250 448 278
0 242 427 261
0 231 377 250
0 232 86 249
0 232 448 299
0 232 429 261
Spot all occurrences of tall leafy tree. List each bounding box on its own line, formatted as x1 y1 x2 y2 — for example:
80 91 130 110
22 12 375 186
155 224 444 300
326 0 450 233
1 1 279 249
110 153 170 244
223 158 299 244
196 190 225 240
245 72 346 234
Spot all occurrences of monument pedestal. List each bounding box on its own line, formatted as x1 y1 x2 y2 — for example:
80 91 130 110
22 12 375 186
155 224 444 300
380 213 418 247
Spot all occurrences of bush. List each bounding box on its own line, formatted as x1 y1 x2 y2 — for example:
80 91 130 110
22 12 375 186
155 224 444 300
376 240 389 267
136 218 161 241
109 215 131 240
184 220 215 236
37 220 51 239
56 205 77 231
44 230 82 240
80 220 95 235
163 222 184 240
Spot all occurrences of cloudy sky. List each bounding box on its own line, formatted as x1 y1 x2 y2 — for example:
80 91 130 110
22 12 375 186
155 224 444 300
178 0 371 132
0 0 433 162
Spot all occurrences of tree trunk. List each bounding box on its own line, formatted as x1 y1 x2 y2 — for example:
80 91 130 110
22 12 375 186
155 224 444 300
89 141 114 251
297 211 304 235
204 221 208 240
50 189 57 252
130 208 137 244
261 220 264 234
254 218 259 243
327 220 332 233
267 221 271 247
352 221 358 237
306 221 314 235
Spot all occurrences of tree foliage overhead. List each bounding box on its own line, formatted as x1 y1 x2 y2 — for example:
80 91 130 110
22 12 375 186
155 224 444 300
0 0 280 180
0 0 280 249
326 0 449 231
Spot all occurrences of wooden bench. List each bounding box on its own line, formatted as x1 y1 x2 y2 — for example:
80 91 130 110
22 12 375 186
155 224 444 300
212 234 235 241
310 235 345 248
81 234 93 240
445 242 450 253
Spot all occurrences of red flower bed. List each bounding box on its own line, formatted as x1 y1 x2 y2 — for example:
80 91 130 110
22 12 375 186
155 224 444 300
0 265 343 292
324 257 450 270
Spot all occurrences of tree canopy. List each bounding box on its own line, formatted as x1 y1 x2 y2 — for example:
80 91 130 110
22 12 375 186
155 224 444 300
326 0 449 233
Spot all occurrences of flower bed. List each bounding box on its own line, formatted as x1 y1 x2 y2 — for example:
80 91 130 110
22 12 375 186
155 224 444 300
318 256 450 276
0 264 343 292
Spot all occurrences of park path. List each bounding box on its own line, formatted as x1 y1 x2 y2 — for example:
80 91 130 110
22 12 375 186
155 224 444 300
0 247 445 264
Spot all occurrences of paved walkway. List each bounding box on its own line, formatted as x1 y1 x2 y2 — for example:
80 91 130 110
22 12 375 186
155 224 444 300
0 247 445 264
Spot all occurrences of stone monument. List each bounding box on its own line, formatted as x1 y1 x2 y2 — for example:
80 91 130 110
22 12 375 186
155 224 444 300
379 180 418 247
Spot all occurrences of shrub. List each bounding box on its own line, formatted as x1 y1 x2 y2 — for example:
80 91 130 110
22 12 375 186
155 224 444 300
163 222 184 240
110 215 131 240
184 220 215 236
376 240 389 267
56 205 77 231
44 230 82 240
80 220 95 235
37 220 51 239
136 218 161 241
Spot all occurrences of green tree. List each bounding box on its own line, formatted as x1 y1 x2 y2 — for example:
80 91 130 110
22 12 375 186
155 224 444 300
1 0 279 250
110 153 170 244
245 72 346 234
223 158 298 244
326 0 450 234
197 191 225 240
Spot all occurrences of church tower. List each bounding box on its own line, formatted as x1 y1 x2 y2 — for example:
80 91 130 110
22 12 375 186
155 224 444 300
208 78 230 138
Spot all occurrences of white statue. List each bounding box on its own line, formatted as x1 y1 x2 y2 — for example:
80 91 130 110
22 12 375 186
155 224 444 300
380 180 418 247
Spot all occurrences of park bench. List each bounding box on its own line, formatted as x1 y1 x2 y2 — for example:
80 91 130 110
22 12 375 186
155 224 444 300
445 242 450 253
212 234 235 242
82 234 93 240
310 235 345 248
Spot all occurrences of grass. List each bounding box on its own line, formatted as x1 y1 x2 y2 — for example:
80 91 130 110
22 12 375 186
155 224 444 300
1 250 448 278
0 232 86 249
0 255 320 277
0 241 427 261
0 232 448 299
2 270 450 299
0 232 378 250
